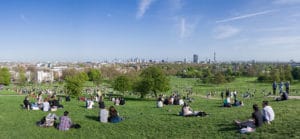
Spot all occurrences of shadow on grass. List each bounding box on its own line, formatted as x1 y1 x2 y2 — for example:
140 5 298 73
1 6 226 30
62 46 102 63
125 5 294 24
85 115 99 122
217 123 238 132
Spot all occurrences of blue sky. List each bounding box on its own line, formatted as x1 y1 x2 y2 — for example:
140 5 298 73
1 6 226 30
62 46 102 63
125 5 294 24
0 0 300 62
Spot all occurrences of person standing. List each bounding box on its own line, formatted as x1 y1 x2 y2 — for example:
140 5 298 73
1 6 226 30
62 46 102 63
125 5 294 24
272 81 277 95
279 81 283 94
285 81 290 94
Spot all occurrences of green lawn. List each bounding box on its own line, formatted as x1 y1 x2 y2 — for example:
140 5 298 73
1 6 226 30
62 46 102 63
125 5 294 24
0 77 299 139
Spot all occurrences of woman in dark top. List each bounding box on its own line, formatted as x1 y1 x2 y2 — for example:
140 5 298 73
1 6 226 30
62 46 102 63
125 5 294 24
234 104 263 128
108 106 122 123
23 96 31 110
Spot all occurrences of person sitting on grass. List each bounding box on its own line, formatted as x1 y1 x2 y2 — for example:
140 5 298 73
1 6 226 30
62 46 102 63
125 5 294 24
86 98 94 109
23 96 31 110
276 91 288 101
114 97 120 106
262 101 275 124
37 93 44 108
223 93 231 107
108 106 122 123
43 98 50 112
99 101 108 123
58 111 72 131
180 103 208 117
234 104 263 130
37 113 58 127
157 98 163 108
52 97 64 108
233 99 244 107
120 97 126 105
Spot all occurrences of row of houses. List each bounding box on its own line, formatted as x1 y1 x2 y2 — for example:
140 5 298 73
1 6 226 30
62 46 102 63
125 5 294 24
10 66 68 83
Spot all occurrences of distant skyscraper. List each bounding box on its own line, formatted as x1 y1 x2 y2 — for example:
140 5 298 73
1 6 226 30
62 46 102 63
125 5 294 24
193 54 198 63
214 52 217 63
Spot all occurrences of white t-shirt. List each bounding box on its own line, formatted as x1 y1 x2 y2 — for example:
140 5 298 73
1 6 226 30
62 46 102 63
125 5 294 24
226 97 231 103
179 99 184 105
263 106 275 122
157 101 163 108
99 109 108 123
43 102 50 112
87 100 94 109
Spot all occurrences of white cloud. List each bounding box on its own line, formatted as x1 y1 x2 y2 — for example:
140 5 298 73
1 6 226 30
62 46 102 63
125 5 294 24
213 25 240 39
178 17 198 39
136 0 155 19
216 10 276 23
273 0 300 4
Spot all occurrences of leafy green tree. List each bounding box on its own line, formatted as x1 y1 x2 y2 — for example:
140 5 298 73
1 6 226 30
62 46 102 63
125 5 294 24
284 65 293 81
212 72 226 84
270 69 280 82
61 68 77 80
0 67 11 85
292 67 300 80
113 75 131 96
135 67 170 98
87 68 102 86
18 66 27 85
64 72 88 97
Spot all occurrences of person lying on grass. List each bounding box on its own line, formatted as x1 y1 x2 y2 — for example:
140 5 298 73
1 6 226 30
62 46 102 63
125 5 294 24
108 106 123 123
233 99 244 107
234 104 263 131
180 103 208 117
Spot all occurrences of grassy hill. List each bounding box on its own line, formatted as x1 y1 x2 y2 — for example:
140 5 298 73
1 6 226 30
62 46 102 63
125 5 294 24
0 77 299 139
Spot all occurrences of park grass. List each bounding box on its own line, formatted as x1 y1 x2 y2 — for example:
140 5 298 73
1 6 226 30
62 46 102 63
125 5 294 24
0 77 300 139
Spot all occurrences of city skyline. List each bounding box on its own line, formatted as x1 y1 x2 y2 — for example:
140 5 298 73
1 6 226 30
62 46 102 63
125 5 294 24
0 0 300 62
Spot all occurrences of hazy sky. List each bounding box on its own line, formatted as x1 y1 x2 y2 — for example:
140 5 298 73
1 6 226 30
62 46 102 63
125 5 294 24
0 0 300 62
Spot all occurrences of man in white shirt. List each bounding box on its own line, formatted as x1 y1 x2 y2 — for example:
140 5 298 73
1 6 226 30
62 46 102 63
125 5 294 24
43 99 50 112
87 99 94 109
262 101 275 124
99 102 108 123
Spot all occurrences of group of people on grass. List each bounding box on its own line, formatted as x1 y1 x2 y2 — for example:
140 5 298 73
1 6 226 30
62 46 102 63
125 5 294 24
23 92 64 111
22 86 285 133
156 94 185 108
23 90 125 131
222 90 244 107
234 101 275 133
272 81 290 95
